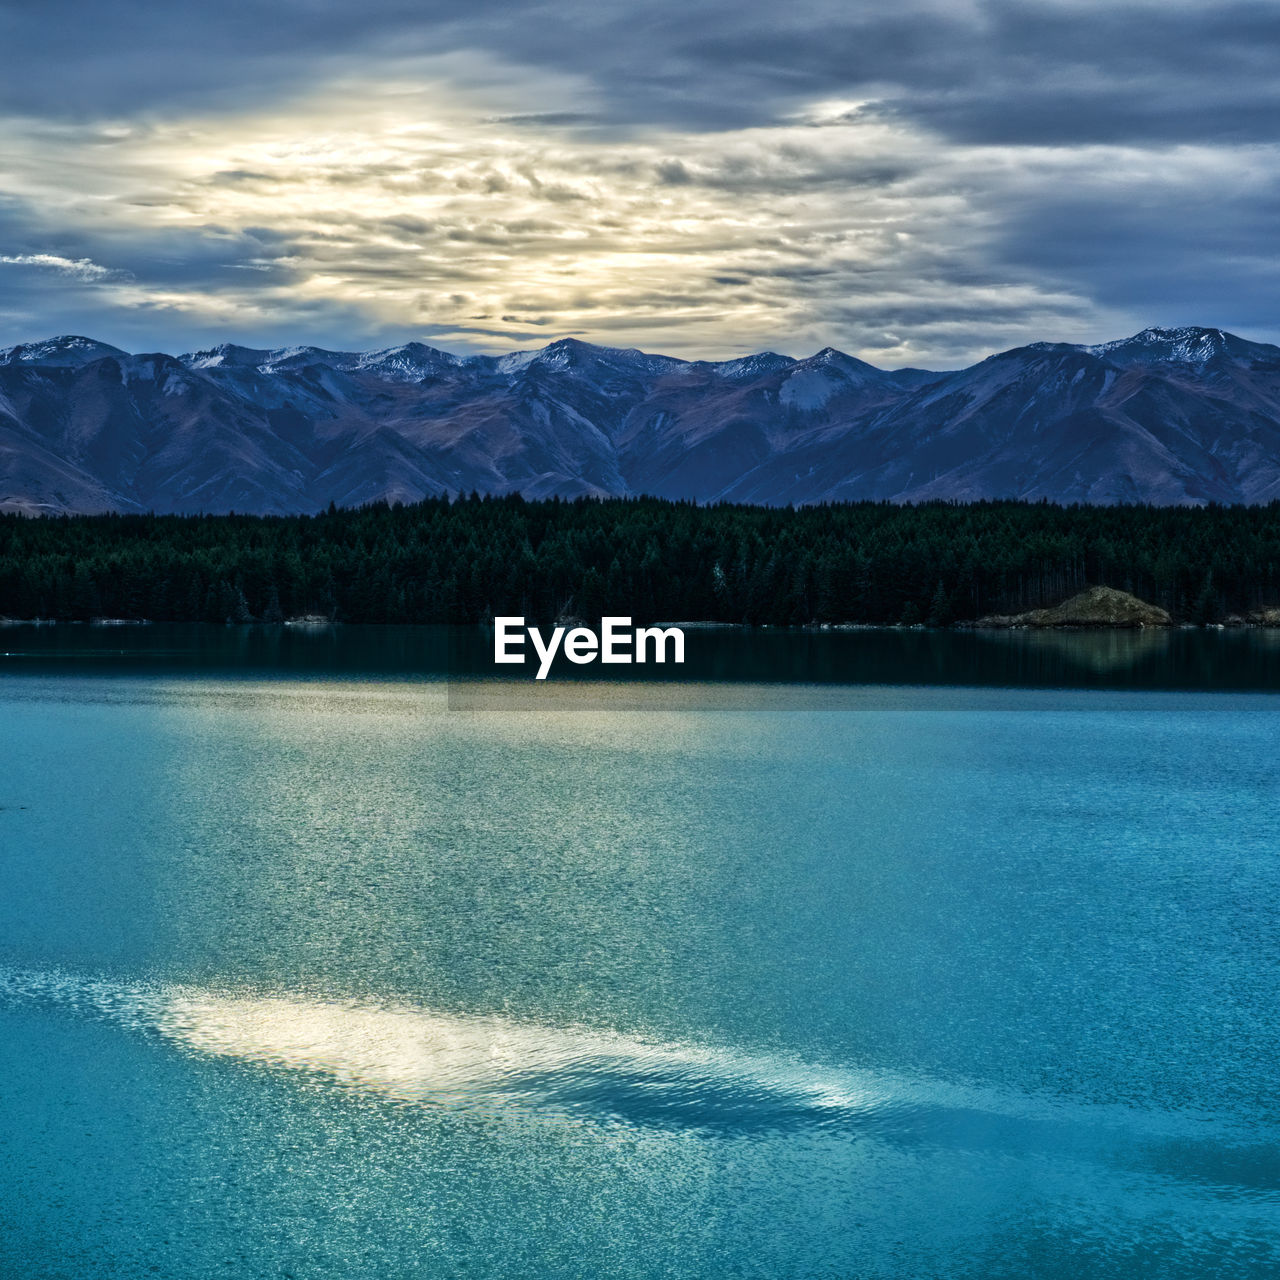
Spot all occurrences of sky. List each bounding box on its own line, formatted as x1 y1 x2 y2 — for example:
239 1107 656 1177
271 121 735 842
1 0 1278 367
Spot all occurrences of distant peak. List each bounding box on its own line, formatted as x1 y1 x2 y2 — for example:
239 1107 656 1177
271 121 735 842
802 347 889 378
707 351 797 380
381 340 455 357
1135 325 1224 342
35 334 103 350
1087 326 1237 364
531 338 590 370
536 337 623 362
492 337 685 378
0 335 128 367
350 343 463 381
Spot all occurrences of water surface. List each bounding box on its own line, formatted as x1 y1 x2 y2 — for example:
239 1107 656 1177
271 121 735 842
1 640 1278 1277
4 619 1280 689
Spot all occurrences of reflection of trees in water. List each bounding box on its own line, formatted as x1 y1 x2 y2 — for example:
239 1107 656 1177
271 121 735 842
978 628 1172 675
973 627 1280 688
4 622 1280 691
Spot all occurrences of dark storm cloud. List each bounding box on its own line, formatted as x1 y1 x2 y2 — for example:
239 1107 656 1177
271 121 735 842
0 1 474 117
991 169 1280 332
3 0 1279 146
677 1 1280 144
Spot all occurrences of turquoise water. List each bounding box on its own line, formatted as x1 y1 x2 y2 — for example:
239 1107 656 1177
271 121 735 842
1 669 1279 1277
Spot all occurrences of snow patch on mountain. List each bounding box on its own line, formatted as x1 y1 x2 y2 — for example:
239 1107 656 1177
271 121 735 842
780 368 842 411
182 344 274 370
352 344 462 381
1088 327 1231 365
707 352 797 381
495 349 540 375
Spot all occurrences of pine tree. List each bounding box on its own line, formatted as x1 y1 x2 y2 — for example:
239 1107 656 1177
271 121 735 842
927 580 951 628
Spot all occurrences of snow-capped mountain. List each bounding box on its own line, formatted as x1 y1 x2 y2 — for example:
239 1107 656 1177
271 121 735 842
1086 326 1248 367
3 327 1280 514
0 336 130 369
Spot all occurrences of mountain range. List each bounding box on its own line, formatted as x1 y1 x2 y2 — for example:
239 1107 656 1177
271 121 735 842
3 326 1280 515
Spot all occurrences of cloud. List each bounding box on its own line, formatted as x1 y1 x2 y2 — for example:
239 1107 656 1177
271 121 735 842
0 2 1276 362
3 0 1280 146
0 253 122 281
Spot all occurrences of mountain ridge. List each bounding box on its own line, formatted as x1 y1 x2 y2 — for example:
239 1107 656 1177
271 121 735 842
3 326 1280 515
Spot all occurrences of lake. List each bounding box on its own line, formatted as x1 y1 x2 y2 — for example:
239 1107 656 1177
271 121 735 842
1 627 1278 1277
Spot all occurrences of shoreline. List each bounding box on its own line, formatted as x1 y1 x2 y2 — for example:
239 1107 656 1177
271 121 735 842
2 617 1279 632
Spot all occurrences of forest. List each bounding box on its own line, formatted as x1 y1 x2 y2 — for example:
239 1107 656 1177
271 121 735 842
0 495 1277 627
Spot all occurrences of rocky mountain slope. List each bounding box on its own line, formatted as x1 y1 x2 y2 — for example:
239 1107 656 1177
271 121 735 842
3 326 1280 515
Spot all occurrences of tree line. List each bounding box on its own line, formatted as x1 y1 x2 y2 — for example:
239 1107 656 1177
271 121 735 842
0 495 1277 626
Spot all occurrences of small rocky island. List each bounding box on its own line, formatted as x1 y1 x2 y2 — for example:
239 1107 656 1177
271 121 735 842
970 586 1172 629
